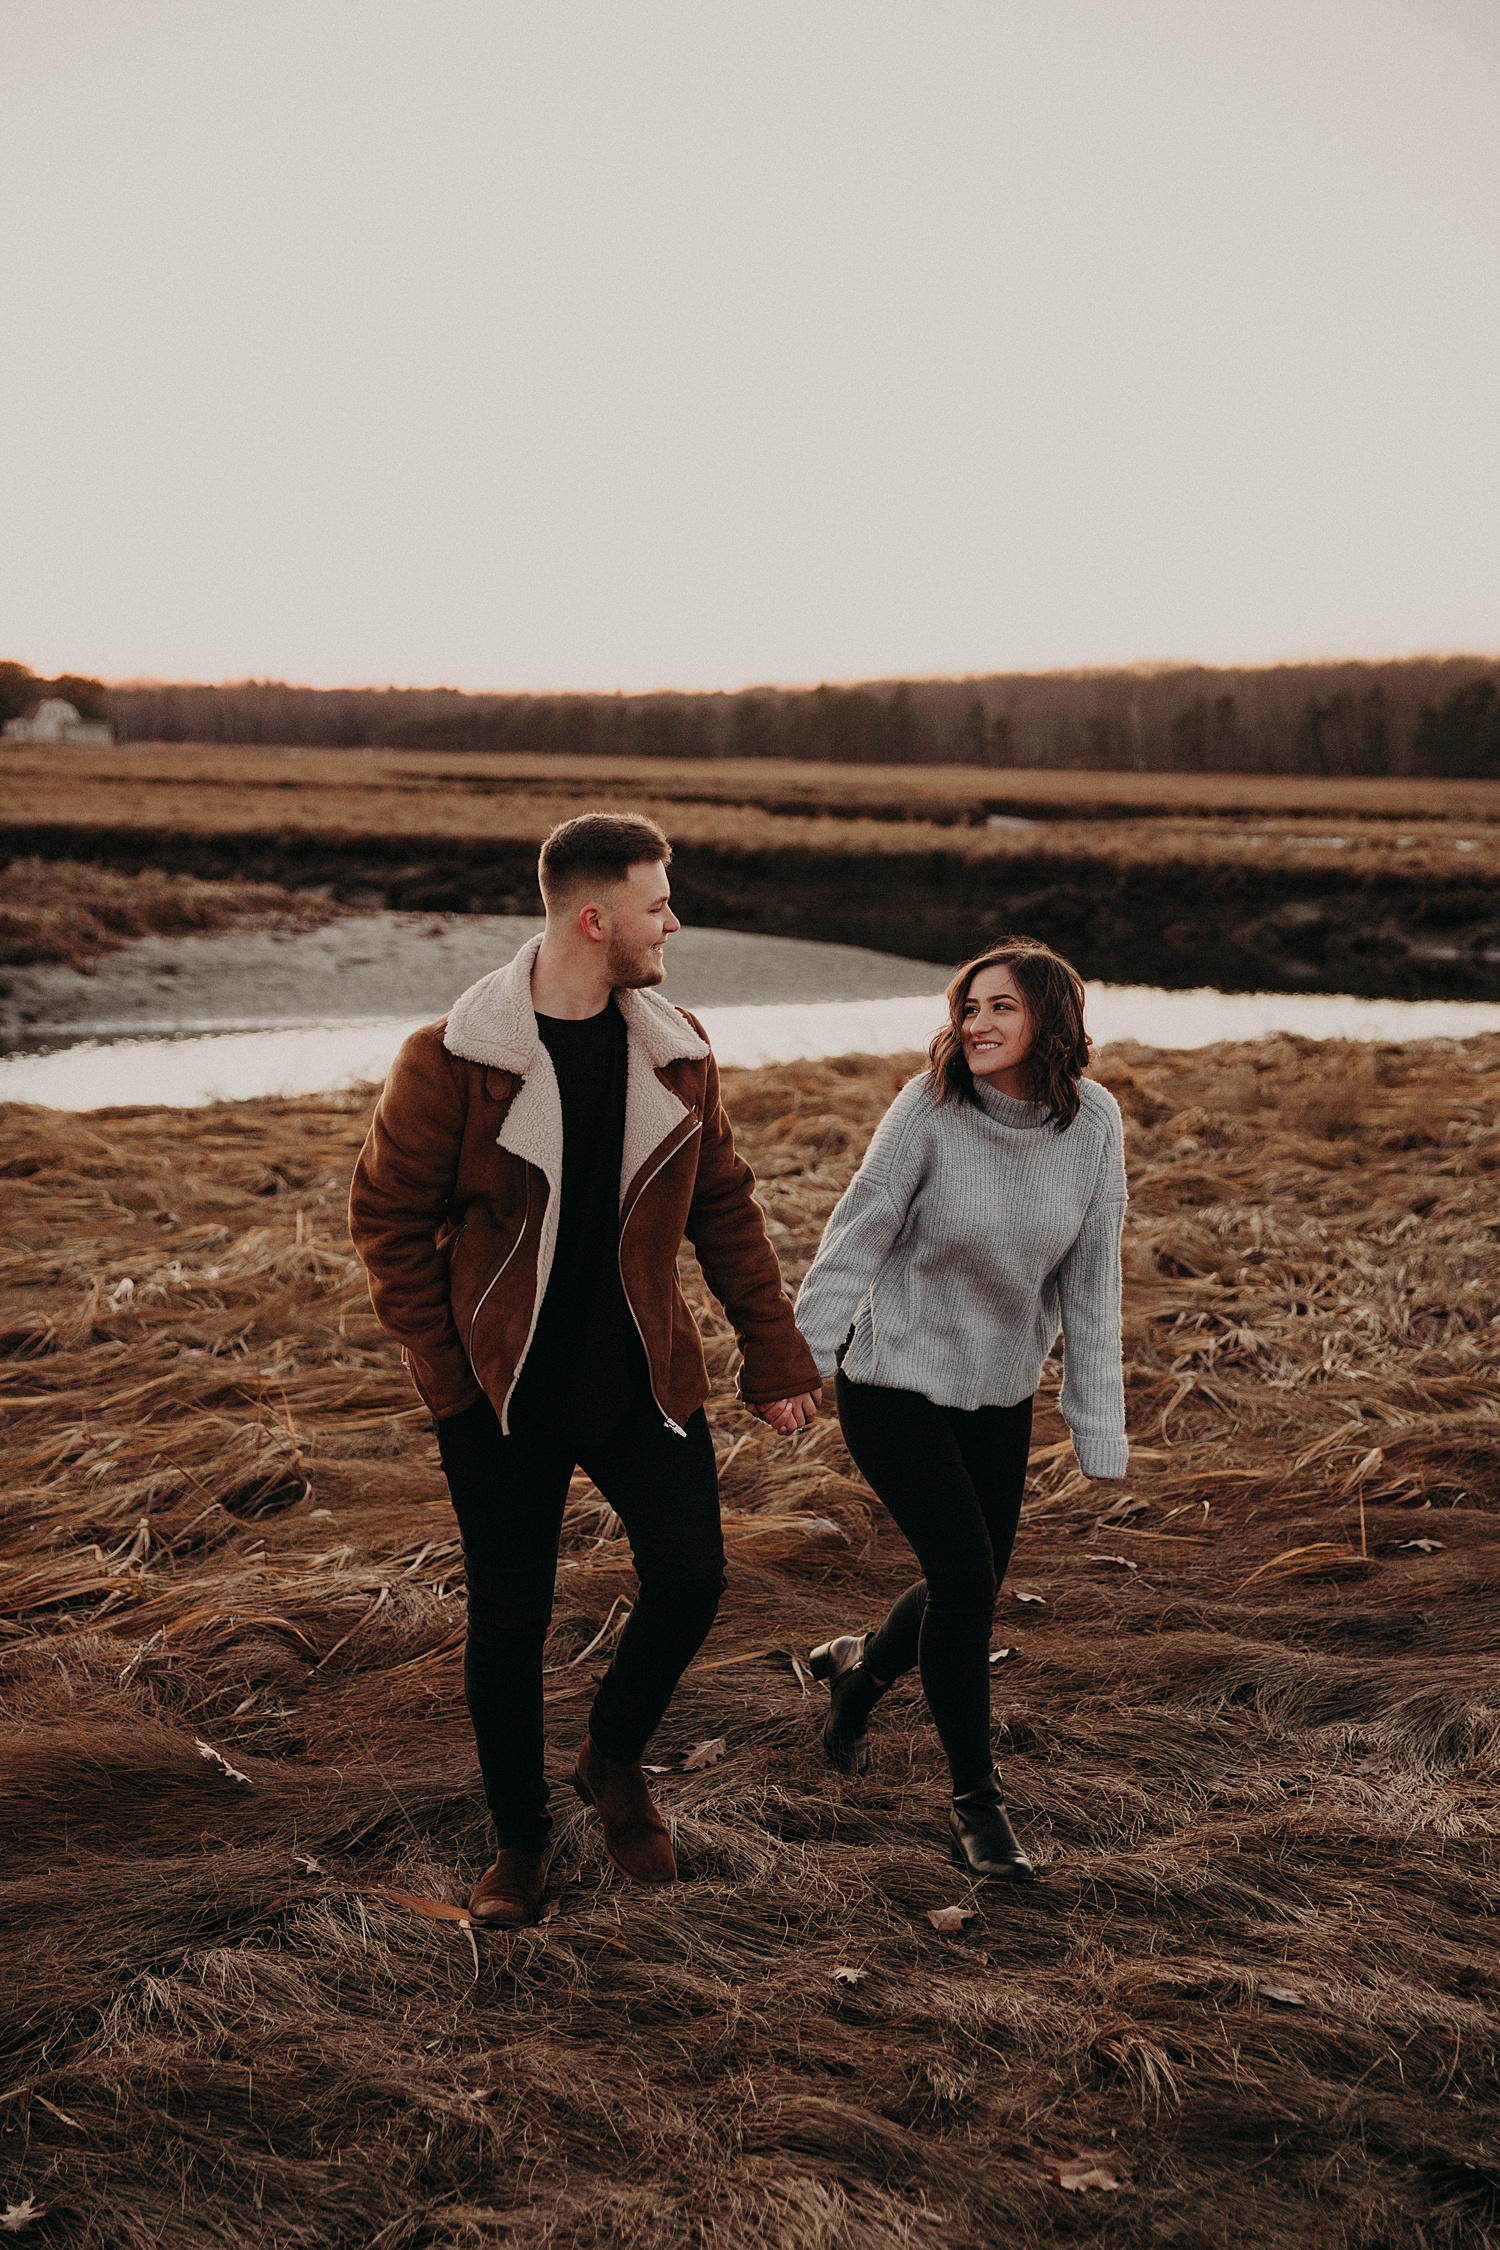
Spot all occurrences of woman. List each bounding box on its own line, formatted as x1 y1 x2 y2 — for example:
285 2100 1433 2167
793 938 1127 1881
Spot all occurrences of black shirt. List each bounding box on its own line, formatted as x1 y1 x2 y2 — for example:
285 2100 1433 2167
508 1002 650 1442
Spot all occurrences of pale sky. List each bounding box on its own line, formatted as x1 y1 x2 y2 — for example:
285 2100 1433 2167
2 1 1497 693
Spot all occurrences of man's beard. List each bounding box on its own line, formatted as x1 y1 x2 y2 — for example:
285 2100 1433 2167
605 935 665 990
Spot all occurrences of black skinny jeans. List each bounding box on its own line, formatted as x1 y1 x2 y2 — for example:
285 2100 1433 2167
437 1393 725 1849
835 1371 1033 1796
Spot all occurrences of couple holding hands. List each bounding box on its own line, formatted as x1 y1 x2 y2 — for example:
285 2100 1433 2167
349 813 1127 1927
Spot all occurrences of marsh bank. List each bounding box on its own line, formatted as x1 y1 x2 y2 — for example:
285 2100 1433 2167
6 818 1500 1002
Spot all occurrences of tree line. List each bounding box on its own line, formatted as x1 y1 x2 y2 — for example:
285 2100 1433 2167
8 657 1500 777
0 663 112 729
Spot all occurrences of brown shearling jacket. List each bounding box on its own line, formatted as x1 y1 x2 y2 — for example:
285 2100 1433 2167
348 934 820 1432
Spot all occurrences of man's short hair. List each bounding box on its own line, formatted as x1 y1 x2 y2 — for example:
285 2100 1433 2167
537 811 672 909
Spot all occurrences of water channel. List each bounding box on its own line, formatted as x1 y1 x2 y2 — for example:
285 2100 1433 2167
3 917 1499 1110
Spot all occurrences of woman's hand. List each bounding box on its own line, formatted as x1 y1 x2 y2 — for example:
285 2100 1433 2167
751 1390 822 1436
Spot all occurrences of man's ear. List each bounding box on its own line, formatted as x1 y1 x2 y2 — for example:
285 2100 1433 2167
577 901 608 945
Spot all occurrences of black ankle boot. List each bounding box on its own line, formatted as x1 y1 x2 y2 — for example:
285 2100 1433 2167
950 1776 1035 1881
808 1632 884 1775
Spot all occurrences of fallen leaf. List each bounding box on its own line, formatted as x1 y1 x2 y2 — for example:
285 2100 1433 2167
1033 2147 1129 2193
1356 1751 1393 1776
790 1654 812 1697
194 1738 250 1785
1399 1538 1444 1553
682 1737 727 1772
538 1899 562 1924
0 2202 40 2234
1086 1552 1138 1571
988 1647 1013 1665
831 1965 867 1986
642 1764 672 1774
1012 1589 1047 1605
1261 1983 1307 2007
1098 1494 1148 1523
296 1855 324 1876
374 1888 473 1926
926 1905 977 1933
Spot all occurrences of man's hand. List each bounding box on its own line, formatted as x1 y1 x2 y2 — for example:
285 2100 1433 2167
751 1390 822 1436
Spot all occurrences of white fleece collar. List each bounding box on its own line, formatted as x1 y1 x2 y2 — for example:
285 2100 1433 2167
442 928 710 1237
443 932 709 1076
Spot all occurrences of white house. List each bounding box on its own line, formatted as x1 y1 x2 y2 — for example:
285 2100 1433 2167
3 697 113 744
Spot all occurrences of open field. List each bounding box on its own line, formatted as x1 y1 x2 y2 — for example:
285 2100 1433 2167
7 764 1500 890
2 1036 1497 2246
7 742 1500 828
4 746 1500 1001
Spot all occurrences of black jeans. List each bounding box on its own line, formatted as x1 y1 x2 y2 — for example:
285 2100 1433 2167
835 1371 1034 1795
437 1392 725 1849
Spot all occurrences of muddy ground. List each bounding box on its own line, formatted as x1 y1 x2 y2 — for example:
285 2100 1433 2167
0 912 948 1051
8 820 1500 1003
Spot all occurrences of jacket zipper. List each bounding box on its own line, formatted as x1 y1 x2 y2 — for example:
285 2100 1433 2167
466 1175 532 1359
619 1117 702 1436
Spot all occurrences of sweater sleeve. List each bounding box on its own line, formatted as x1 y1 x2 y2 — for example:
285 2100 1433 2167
793 1077 931 1378
1055 1101 1129 1478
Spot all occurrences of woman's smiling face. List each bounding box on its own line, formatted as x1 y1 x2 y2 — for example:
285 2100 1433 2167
960 965 1036 1095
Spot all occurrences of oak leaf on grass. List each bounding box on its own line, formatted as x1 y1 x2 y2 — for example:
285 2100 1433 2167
375 1888 473 1925
682 1737 727 1772
926 1905 977 1933
374 1889 481 1980
1033 2146 1129 2192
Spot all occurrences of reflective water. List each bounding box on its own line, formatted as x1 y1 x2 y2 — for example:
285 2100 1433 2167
4 983 1500 1110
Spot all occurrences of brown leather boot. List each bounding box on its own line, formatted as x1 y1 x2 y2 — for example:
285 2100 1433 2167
467 1847 549 1926
572 1736 677 1884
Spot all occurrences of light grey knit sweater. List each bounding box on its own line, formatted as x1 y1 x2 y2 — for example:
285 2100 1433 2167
794 1072 1129 1477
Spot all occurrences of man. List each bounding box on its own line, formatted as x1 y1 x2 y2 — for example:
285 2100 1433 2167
349 812 821 1927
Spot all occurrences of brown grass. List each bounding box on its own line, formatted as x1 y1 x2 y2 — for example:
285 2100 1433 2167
1 1036 1498 2245
3 746 1500 883
0 857 346 972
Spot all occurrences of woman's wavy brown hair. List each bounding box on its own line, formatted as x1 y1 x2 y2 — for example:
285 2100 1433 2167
927 937 1090 1131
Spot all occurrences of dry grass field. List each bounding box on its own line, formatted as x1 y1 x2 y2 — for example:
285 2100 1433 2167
6 744 1500 1001
4 745 1500 893
6 741 1500 836
2 1034 1497 2247
0 859 345 972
